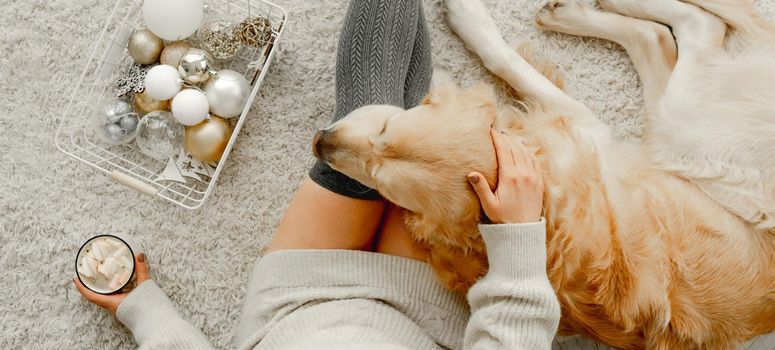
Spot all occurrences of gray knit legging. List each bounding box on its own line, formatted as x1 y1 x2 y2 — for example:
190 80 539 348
309 0 433 200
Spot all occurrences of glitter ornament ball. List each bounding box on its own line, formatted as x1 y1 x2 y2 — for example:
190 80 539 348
177 48 214 84
144 65 182 101
185 116 233 162
204 69 251 119
172 89 210 126
197 18 240 60
142 0 204 41
127 29 164 65
93 98 138 145
133 91 170 115
135 111 184 160
160 41 193 66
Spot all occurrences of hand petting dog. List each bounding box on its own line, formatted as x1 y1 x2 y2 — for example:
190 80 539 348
468 129 544 224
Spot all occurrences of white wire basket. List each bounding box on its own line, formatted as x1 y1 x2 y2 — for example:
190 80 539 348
55 0 287 210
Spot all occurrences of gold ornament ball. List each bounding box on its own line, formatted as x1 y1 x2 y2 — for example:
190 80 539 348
160 41 192 66
184 116 232 162
133 91 170 114
127 29 164 65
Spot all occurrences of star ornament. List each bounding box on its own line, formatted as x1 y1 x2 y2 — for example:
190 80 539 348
155 158 186 183
176 149 215 181
152 150 218 185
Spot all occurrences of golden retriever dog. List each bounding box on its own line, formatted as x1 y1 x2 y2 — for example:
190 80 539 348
312 0 775 348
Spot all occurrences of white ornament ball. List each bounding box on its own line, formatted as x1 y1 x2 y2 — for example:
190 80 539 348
172 89 210 126
204 69 251 119
142 0 204 41
144 65 182 101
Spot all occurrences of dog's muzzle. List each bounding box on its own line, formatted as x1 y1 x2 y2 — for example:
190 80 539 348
312 129 332 160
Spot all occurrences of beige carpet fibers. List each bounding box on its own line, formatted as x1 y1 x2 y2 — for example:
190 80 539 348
1 0 774 348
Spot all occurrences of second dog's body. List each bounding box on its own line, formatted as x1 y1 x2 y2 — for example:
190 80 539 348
313 0 775 348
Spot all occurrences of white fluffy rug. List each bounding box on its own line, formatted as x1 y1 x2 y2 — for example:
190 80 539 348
1 0 774 348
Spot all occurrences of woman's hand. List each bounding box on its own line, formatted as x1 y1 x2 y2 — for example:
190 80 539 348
74 253 151 316
467 129 544 224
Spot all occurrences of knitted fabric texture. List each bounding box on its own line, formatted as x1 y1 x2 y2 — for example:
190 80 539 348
309 0 432 200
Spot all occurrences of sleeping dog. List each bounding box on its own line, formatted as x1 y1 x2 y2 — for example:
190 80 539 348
313 0 775 348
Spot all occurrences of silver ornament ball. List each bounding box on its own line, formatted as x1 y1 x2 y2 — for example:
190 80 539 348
127 29 165 65
102 99 134 121
120 115 140 133
177 48 214 84
204 69 251 119
102 124 127 143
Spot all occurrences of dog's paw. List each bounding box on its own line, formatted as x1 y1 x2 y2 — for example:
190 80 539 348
536 0 589 31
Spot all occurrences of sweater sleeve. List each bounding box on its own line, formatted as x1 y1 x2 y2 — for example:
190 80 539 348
116 281 213 350
464 219 561 350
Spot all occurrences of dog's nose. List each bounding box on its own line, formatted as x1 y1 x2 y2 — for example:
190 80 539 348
312 130 326 160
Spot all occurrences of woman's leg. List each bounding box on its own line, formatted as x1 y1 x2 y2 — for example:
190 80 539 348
268 178 385 251
268 0 433 252
374 204 428 261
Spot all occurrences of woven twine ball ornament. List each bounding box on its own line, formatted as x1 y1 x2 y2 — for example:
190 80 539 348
236 16 273 47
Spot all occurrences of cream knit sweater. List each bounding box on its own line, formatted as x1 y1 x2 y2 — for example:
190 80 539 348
116 221 561 349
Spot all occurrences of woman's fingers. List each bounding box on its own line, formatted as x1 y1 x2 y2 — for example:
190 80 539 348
468 172 496 209
474 131 546 224
510 136 530 170
134 253 149 283
72 255 151 316
530 147 542 175
490 129 514 171
74 278 113 307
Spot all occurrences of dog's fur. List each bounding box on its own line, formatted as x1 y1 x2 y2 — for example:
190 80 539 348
313 0 775 348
